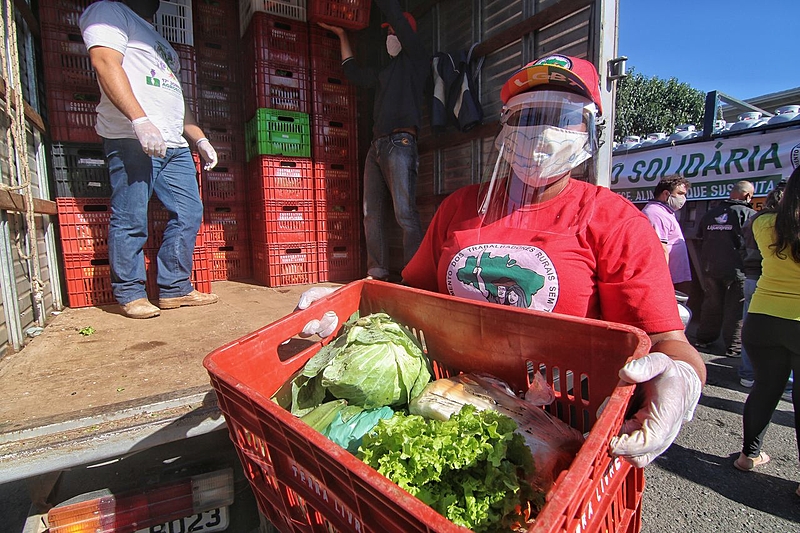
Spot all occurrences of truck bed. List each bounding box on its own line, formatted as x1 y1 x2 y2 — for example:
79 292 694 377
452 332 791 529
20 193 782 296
0 280 341 483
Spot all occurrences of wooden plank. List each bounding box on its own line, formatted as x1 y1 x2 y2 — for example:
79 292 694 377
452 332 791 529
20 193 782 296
474 0 594 58
0 190 58 216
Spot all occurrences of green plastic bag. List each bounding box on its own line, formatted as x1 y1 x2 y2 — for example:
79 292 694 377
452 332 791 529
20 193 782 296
324 406 395 453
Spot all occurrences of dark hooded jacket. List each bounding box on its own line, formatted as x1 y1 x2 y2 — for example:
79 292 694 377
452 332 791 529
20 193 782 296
341 0 429 139
697 199 756 280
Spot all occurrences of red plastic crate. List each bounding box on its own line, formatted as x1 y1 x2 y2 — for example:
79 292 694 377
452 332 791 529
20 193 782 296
309 26 355 76
251 241 318 287
311 73 357 120
317 239 361 282
40 25 96 88
316 200 360 243
192 0 239 40
62 254 114 308
243 62 310 119
308 0 371 31
57 198 111 255
311 116 356 160
39 0 94 28
210 245 252 280
313 158 360 205
204 203 248 246
192 246 213 293
46 86 102 143
203 123 245 163
203 280 650 533
249 200 317 244
243 12 309 70
248 156 314 202
201 164 246 203
198 81 243 127
173 43 199 117
195 37 242 83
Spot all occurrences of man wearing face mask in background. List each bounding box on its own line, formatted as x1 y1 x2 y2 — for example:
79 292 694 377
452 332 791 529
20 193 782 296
318 0 429 282
80 0 219 319
642 176 692 290
694 180 756 357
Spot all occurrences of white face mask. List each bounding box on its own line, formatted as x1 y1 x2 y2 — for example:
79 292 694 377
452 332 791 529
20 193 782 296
497 124 591 186
667 194 686 211
386 35 402 57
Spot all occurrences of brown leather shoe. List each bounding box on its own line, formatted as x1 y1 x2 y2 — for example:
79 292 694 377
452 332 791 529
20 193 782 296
158 290 219 309
120 298 161 319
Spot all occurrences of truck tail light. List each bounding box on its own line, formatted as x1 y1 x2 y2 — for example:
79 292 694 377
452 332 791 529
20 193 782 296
47 468 234 533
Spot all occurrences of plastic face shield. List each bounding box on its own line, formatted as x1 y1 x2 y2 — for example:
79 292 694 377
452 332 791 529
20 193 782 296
476 90 598 233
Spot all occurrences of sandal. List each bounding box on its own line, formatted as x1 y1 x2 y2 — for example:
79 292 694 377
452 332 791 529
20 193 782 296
734 452 770 471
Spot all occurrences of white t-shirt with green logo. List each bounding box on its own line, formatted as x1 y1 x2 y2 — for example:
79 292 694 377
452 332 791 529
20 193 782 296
80 1 188 147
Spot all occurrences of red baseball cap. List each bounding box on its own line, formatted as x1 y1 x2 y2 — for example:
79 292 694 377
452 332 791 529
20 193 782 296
500 54 603 115
381 12 417 33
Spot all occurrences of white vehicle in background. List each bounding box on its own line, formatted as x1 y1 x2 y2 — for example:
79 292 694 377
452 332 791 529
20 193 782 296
611 93 800 211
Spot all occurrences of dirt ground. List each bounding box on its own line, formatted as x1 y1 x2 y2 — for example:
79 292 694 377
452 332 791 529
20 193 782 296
0 280 343 433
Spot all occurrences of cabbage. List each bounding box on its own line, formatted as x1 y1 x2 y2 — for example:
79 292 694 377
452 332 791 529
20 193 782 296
291 313 431 413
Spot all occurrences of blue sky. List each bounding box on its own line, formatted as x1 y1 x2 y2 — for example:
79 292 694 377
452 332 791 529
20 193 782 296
618 0 799 100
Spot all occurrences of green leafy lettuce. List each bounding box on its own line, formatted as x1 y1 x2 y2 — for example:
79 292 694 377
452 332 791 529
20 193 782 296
358 405 541 532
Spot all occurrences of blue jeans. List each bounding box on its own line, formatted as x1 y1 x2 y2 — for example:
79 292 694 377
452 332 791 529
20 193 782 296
362 132 423 280
738 277 757 380
104 138 202 304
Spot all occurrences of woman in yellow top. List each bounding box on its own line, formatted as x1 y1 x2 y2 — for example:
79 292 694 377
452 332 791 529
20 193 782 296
735 166 800 494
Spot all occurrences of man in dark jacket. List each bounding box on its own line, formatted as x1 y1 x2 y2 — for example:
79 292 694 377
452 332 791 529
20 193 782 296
695 180 756 357
318 0 429 281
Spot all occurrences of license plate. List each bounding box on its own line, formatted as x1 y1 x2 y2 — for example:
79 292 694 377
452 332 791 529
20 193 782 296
136 507 229 533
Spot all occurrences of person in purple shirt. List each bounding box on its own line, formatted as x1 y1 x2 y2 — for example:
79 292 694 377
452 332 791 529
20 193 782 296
642 176 692 289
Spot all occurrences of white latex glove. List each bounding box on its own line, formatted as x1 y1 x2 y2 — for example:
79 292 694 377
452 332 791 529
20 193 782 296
196 137 218 170
297 286 338 310
296 287 339 338
300 310 339 338
131 117 167 157
609 352 702 468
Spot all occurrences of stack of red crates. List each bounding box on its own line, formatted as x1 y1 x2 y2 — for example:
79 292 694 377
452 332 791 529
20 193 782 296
49 0 211 307
193 0 251 281
309 24 362 282
242 12 319 287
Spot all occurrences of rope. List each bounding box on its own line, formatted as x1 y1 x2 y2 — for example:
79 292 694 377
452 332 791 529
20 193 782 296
1 0 46 325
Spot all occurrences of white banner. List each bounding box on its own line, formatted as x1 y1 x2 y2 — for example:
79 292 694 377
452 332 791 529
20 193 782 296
611 125 800 202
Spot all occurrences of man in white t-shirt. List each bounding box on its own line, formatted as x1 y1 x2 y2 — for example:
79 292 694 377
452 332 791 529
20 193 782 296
80 0 219 318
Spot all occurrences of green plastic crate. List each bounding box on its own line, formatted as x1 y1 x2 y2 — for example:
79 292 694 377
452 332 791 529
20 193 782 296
245 108 311 160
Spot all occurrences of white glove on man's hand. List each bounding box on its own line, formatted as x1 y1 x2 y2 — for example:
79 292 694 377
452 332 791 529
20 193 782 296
131 117 167 157
609 352 702 468
196 137 218 170
297 286 338 310
296 287 339 338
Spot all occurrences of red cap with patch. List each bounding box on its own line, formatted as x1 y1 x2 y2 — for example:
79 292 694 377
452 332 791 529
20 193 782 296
381 11 417 33
500 54 603 115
